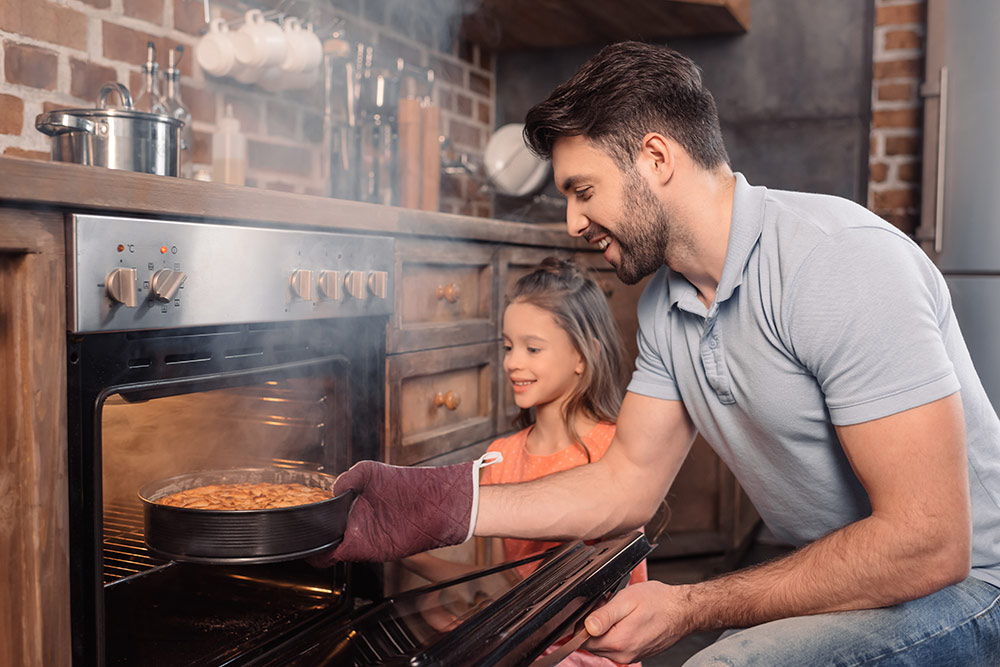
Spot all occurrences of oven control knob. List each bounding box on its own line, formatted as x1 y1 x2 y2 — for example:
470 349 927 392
344 270 367 300
150 268 187 302
368 271 388 299
290 269 313 301
106 267 138 307
318 270 343 301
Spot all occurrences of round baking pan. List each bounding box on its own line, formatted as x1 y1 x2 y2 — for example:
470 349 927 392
138 468 354 564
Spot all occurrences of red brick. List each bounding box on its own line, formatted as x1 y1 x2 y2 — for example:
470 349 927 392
873 58 921 80
874 187 918 210
302 112 323 144
70 58 119 103
479 48 493 71
448 118 481 149
181 83 216 125
897 161 920 182
4 42 58 90
103 22 193 78
885 135 919 155
428 55 464 86
4 146 49 160
455 93 473 117
872 108 920 129
875 3 924 26
43 101 75 113
477 100 490 125
884 28 922 50
0 93 24 135
192 129 210 164
469 71 490 97
123 0 164 25
438 88 454 113
869 162 888 183
172 0 207 35
247 140 313 175
877 81 915 102
0 2 87 51
379 34 423 71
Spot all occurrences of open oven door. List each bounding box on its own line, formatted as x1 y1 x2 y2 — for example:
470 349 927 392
250 531 653 666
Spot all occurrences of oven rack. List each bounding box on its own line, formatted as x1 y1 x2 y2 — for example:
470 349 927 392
102 501 170 585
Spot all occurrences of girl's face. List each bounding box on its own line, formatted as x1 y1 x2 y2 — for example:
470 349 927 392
502 301 585 411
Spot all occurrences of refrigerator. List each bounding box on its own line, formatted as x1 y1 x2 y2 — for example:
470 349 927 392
919 0 1000 409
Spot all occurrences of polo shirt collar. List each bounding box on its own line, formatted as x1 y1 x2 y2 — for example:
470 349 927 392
666 172 764 315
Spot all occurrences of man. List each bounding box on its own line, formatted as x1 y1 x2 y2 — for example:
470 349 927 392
325 42 1000 664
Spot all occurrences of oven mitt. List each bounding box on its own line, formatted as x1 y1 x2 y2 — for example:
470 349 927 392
313 451 502 563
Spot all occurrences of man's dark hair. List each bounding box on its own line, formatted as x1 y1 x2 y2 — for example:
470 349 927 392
524 41 730 171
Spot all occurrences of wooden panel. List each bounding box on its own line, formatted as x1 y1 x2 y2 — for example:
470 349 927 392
388 239 498 353
387 342 497 465
0 208 70 667
460 0 751 51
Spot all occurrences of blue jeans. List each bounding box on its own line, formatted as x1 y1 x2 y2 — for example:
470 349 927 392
684 576 1000 666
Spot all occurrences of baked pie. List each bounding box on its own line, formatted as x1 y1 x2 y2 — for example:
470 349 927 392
158 482 334 510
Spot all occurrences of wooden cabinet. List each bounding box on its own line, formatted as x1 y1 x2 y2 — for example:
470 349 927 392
385 239 502 465
460 0 751 51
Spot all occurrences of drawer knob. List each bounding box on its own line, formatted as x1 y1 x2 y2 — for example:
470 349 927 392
435 283 461 303
433 390 461 411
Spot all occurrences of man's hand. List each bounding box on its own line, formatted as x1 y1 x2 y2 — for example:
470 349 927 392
582 581 690 663
309 459 478 564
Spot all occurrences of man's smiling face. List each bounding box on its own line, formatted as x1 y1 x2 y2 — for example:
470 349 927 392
552 135 671 285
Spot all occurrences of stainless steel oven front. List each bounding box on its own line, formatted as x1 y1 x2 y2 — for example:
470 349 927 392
66 214 393 666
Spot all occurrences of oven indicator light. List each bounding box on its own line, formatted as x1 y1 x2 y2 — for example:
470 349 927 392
160 246 169 254
117 244 124 253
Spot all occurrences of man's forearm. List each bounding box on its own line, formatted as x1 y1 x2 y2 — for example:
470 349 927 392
475 458 662 541
682 514 970 633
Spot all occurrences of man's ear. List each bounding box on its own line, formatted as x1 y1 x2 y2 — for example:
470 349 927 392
639 132 675 186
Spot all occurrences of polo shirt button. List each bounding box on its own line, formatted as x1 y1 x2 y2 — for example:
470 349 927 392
709 337 718 349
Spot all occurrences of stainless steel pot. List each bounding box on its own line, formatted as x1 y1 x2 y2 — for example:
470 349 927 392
35 82 183 176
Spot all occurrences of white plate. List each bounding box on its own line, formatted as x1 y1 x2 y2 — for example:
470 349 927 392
484 123 551 197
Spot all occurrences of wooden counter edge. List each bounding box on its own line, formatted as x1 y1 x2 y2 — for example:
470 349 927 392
0 156 584 250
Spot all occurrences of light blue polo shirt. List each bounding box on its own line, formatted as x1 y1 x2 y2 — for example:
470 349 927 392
628 173 1000 588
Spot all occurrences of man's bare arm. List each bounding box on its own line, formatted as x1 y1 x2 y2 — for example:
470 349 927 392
475 391 697 541
584 393 973 662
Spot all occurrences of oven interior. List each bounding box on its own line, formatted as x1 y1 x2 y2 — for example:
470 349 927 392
67 318 386 666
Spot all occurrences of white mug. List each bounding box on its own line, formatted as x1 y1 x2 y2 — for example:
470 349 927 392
280 18 323 74
233 9 287 69
196 18 237 77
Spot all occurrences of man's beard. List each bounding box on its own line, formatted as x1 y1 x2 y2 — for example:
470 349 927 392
610 170 672 285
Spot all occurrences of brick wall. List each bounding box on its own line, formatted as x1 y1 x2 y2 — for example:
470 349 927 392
0 0 494 215
869 0 925 235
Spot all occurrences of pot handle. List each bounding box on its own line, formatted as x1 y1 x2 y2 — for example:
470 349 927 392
98 81 134 110
34 113 96 136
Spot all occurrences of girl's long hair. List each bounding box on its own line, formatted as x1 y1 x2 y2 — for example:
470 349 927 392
508 257 629 460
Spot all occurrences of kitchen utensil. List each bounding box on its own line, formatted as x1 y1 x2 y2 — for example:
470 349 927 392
484 122 551 197
420 102 441 211
532 626 591 666
35 82 183 176
139 467 354 564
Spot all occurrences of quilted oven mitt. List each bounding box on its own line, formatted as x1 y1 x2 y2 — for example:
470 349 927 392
313 452 501 563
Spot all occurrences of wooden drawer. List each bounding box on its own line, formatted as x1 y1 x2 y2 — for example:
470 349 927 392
389 239 498 354
386 342 497 465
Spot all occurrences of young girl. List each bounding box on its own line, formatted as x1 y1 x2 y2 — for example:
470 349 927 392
482 257 647 667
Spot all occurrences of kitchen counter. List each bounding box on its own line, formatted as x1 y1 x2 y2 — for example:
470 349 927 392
0 156 579 249
0 155 590 667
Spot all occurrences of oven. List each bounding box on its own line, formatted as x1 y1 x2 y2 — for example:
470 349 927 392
65 213 651 666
